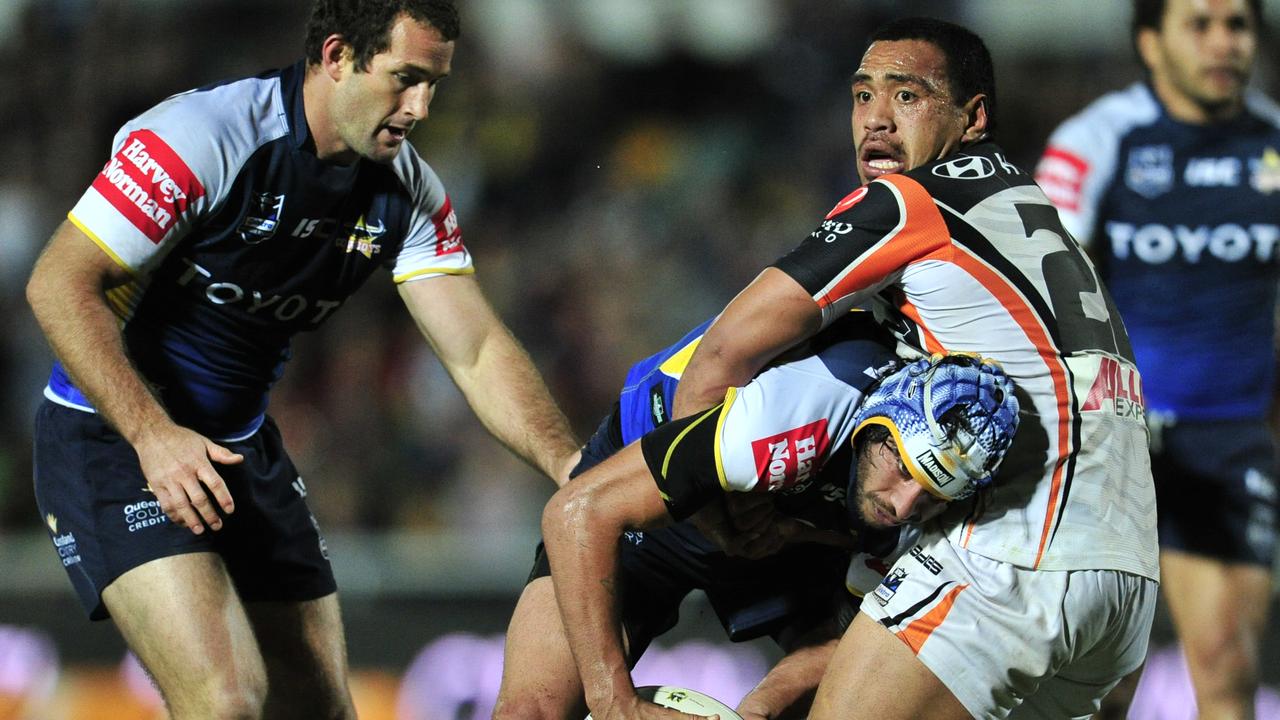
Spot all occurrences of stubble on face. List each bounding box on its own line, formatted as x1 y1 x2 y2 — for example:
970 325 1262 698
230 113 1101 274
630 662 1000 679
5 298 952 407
851 40 968 185
1146 0 1256 122
329 15 454 164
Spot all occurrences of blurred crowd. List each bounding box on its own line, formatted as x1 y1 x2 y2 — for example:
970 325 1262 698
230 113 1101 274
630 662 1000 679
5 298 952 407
0 0 1275 539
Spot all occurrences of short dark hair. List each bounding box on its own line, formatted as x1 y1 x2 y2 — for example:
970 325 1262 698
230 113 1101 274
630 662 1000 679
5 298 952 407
305 0 460 71
868 17 997 136
1131 0 1263 66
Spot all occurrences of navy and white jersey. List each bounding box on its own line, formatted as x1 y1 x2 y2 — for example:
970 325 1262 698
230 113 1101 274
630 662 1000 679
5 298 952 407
635 312 900 532
1037 82 1280 420
45 61 472 440
632 311 909 595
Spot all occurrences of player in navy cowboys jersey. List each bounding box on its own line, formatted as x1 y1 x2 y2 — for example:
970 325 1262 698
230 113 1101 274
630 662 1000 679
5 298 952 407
23 2 579 718
1036 1 1278 717
495 310 1020 720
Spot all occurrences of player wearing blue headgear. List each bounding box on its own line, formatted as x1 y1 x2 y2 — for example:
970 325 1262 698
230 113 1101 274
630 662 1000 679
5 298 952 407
496 313 1020 720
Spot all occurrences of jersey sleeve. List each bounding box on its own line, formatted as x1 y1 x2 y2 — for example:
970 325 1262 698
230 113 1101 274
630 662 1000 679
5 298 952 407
773 177 950 329
388 148 474 282
640 354 867 520
1034 105 1136 251
67 87 257 276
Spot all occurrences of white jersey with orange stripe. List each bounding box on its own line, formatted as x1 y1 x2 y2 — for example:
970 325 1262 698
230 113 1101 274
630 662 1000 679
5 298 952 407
774 142 1158 580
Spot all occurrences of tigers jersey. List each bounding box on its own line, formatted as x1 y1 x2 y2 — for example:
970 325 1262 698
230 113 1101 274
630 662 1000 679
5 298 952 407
45 61 471 440
774 142 1159 579
1036 82 1280 420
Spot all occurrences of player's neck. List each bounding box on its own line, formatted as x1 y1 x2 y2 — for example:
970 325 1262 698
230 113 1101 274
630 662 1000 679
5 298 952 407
301 66 358 165
1151 76 1244 126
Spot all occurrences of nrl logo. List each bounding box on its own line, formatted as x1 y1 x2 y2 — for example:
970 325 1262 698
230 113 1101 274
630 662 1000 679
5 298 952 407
339 215 386 258
239 192 286 244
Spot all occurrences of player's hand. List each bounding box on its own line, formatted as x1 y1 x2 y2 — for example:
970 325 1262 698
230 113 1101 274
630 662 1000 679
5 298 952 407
689 501 757 558
554 449 583 488
133 424 243 534
725 493 777 534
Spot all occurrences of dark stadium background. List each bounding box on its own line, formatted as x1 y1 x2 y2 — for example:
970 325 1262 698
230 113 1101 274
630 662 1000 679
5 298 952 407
0 1 1277 717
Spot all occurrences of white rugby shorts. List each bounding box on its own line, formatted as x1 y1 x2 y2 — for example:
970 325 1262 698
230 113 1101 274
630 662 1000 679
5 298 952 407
860 529 1158 719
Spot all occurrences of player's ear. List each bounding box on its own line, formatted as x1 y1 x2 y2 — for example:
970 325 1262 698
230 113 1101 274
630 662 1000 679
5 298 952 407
320 33 354 81
1135 28 1160 74
960 94 988 143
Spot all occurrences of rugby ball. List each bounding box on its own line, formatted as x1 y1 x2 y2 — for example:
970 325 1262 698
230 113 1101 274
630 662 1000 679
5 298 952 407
587 685 744 719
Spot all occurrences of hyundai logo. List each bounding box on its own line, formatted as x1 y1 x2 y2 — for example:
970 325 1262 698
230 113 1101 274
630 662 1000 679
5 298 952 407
932 156 995 180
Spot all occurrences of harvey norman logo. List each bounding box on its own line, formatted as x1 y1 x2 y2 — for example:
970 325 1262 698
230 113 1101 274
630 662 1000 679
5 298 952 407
431 196 465 256
92 129 205 243
750 419 830 492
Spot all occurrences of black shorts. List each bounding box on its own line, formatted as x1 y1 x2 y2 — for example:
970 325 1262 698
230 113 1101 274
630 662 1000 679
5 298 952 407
1152 416 1278 566
33 402 336 620
531 405 851 654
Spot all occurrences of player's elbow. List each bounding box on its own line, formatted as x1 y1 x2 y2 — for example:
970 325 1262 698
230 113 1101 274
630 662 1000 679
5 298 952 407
541 477 616 552
25 259 59 325
541 482 591 544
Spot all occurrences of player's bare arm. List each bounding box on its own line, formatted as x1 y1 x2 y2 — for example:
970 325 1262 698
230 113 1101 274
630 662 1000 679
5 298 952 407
671 268 820 552
399 273 580 486
541 443 700 720
26 220 241 534
736 621 843 720
671 268 820 419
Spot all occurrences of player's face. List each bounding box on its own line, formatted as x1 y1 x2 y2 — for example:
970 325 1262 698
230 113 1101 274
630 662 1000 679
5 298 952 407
851 40 978 185
329 14 453 164
854 438 948 529
1141 0 1257 122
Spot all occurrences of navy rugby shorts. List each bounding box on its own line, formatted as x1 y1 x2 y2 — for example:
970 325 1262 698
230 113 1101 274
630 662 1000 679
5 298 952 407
1152 416 1278 566
529 404 850 653
33 401 336 620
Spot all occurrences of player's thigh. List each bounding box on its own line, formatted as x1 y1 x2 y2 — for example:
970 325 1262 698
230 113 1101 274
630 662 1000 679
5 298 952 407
33 401 216 621
811 612 970 720
855 532 1156 719
244 593 355 718
1161 550 1272 667
1011 570 1156 719
102 552 265 706
494 577 589 720
1154 418 1278 567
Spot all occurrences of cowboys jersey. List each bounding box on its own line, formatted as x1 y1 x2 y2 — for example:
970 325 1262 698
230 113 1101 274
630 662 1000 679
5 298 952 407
45 61 471 440
1036 82 1280 420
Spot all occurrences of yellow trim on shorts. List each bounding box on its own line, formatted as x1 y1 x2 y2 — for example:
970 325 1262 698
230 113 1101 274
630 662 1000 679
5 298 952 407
657 336 703 378
68 212 136 276
393 265 477 283
660 403 723 479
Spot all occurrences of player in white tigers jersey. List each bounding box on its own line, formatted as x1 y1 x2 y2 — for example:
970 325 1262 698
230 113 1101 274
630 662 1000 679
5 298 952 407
673 17 1157 720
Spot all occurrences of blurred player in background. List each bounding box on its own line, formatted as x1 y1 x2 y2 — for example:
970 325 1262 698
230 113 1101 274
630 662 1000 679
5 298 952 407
1037 1 1279 717
23 1 579 718
669 16 1159 719
500 309 1019 720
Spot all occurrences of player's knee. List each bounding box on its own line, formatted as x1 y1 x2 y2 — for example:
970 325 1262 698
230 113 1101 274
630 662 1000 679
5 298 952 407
168 661 268 719
1183 628 1261 691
